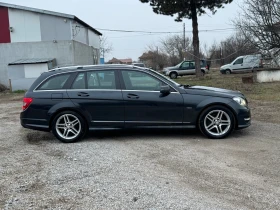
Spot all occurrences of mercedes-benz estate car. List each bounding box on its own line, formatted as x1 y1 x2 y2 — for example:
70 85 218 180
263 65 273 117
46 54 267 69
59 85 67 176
20 65 251 143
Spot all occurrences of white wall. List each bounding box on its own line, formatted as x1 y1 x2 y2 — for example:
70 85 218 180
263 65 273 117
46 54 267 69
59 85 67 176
257 70 280 83
71 21 88 45
88 30 100 49
24 63 48 78
8 8 41 42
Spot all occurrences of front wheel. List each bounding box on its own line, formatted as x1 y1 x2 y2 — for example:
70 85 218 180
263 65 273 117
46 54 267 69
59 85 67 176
225 69 231 75
198 106 235 139
52 111 87 143
170 72 178 79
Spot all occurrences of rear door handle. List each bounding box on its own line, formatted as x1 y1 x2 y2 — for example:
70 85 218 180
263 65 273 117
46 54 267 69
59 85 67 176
78 92 89 97
127 93 139 99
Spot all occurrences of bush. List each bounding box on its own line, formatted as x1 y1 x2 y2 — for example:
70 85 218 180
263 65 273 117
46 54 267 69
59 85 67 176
13 90 26 94
0 84 7 92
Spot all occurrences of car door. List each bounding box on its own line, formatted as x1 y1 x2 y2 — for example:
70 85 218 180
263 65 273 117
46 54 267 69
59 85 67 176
231 58 244 73
119 69 184 127
178 61 190 75
188 61 196 74
67 70 124 129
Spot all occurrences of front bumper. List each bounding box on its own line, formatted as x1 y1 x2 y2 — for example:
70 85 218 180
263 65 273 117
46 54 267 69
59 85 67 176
220 69 226 74
227 101 251 129
233 106 251 129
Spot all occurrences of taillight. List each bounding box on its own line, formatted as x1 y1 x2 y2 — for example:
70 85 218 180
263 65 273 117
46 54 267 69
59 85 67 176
23 98 33 111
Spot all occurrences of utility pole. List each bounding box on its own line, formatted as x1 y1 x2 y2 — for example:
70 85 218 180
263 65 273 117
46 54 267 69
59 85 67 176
183 23 186 60
220 42 224 66
156 46 159 71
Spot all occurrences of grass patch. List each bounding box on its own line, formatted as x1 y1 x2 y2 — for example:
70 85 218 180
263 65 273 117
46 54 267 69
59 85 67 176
13 90 26 94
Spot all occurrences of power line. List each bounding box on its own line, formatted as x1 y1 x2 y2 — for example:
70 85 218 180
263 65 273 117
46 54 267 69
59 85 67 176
95 27 236 34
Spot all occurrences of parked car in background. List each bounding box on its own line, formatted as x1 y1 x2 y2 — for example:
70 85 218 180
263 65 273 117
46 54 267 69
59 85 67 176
163 59 209 79
20 65 250 143
220 54 263 74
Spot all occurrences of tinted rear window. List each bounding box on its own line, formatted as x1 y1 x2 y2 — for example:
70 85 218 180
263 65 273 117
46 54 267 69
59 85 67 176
37 74 70 90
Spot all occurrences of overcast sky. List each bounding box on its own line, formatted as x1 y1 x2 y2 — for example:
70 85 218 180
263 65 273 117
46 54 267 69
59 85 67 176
2 0 243 61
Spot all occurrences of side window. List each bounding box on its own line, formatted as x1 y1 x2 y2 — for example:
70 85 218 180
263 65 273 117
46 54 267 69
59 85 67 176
87 71 116 89
71 73 86 89
38 74 70 90
200 60 205 66
189 62 195 68
122 71 163 91
234 58 243 65
181 62 189 68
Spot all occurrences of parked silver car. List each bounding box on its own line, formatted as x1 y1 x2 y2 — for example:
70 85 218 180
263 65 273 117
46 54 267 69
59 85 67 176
163 60 209 79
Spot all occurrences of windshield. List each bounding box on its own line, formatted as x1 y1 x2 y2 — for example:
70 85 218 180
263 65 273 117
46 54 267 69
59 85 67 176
148 69 180 86
175 61 183 68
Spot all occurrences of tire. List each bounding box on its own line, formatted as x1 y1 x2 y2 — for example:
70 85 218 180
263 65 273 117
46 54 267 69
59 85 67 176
51 111 87 143
170 72 178 79
225 69 231 75
201 70 205 75
198 105 235 139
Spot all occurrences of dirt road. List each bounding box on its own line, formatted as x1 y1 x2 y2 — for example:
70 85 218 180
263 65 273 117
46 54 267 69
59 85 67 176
0 99 279 210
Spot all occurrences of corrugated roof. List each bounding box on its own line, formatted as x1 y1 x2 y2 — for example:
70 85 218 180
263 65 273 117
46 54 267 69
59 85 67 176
0 2 102 36
9 58 55 65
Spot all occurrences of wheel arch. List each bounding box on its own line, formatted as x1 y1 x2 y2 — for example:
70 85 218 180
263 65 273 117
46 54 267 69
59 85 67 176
196 102 238 129
169 71 178 76
48 107 89 130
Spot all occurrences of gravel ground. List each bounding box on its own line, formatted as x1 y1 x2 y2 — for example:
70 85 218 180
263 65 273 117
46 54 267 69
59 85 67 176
0 99 280 210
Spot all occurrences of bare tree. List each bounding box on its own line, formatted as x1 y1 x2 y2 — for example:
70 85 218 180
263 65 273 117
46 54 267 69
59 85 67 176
234 0 280 63
161 35 190 65
139 45 168 70
161 35 206 65
100 36 113 60
208 33 259 67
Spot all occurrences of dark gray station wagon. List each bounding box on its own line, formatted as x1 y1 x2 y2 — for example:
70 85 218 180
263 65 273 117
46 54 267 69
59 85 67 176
21 65 251 143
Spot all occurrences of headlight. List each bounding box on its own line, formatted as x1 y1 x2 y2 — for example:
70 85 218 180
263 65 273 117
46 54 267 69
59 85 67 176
233 97 247 106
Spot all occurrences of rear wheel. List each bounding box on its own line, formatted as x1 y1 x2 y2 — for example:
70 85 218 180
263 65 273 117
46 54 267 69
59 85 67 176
51 111 87 143
198 105 235 139
201 70 205 75
170 72 178 79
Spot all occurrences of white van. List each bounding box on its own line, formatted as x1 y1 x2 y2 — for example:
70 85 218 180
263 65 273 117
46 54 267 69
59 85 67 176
220 54 263 74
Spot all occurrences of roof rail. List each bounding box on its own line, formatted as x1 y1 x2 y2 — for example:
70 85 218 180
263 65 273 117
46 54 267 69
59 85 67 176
48 65 83 72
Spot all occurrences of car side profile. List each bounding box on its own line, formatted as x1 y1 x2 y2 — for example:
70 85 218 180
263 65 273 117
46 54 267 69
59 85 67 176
163 60 209 79
220 54 263 74
20 65 251 143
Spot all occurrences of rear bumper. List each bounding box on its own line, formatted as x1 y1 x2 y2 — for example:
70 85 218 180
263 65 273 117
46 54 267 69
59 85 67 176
20 112 50 132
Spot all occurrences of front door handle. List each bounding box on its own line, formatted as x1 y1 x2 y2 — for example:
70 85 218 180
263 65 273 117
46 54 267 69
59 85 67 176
127 93 139 99
78 92 89 97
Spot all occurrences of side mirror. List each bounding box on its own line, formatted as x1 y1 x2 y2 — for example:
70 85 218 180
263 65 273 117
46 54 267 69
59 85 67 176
160 85 171 95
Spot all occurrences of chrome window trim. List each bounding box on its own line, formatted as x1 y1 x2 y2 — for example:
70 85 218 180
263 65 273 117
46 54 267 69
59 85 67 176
33 68 180 93
33 89 67 92
122 90 180 94
121 69 179 93
67 89 121 92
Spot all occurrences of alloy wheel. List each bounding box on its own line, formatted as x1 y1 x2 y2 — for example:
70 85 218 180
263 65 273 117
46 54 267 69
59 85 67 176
55 114 81 140
204 110 231 137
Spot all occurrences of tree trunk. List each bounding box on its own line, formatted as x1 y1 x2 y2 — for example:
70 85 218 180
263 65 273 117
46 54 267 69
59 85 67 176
191 2 202 77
